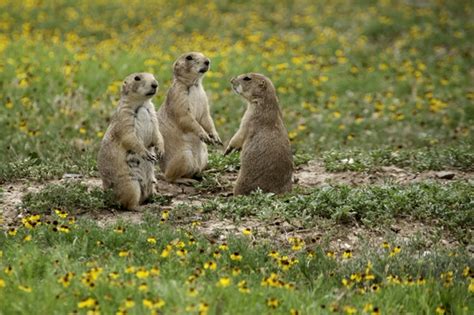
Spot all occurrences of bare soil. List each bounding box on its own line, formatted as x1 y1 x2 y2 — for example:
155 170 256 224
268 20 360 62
1 161 472 252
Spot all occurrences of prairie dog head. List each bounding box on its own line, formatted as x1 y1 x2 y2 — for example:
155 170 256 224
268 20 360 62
121 72 159 101
173 52 210 85
230 73 276 102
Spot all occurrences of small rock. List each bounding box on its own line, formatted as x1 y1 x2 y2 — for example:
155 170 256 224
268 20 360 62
390 224 401 233
381 166 405 173
341 158 354 165
62 173 83 180
435 171 455 180
422 250 432 257
467 244 474 254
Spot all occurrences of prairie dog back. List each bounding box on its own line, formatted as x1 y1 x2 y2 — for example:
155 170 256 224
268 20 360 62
225 73 293 195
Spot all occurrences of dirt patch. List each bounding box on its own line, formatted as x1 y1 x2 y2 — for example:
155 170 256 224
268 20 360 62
296 160 474 187
1 181 44 226
1 161 472 252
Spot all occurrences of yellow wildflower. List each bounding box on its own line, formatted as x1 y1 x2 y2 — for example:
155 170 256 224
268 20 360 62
18 285 33 293
187 287 198 297
389 246 401 257
138 283 148 292
242 228 252 236
176 249 187 257
230 252 242 261
78 297 97 309
268 250 280 259
219 243 229 251
217 277 231 287
123 298 135 309
119 250 130 257
114 226 125 234
54 209 68 218
435 305 446 314
4 266 13 275
238 280 250 293
343 306 357 314
135 268 149 279
161 245 172 258
204 261 217 271
142 298 165 309
147 237 157 244
198 302 209 315
266 297 280 309
58 272 75 287
58 225 70 233
326 251 335 258
342 250 353 259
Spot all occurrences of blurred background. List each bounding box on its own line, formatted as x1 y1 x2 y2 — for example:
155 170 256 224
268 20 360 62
0 0 472 179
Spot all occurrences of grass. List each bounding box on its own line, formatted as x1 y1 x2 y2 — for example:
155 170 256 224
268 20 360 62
20 182 118 215
0 0 473 177
1 214 472 314
1 0 473 314
200 182 473 241
323 145 474 172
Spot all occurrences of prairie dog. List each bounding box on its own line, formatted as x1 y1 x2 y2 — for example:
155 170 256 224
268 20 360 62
225 73 293 195
97 72 164 210
157 52 222 184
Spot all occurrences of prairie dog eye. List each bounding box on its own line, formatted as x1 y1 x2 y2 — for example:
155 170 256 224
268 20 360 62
134 76 141 81
186 55 193 61
243 77 251 81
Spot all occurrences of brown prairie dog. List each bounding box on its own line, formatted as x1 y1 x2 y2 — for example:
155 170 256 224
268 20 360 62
225 73 293 195
157 52 222 184
97 72 164 210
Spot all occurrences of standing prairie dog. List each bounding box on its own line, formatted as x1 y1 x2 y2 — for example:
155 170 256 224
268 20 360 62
225 73 293 195
157 52 222 184
97 72 164 210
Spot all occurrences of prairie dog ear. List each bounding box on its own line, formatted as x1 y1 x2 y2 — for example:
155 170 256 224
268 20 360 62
121 80 129 95
173 59 184 75
258 79 266 89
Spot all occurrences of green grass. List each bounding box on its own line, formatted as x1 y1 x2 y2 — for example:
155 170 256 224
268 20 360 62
323 145 474 172
200 182 473 241
0 0 473 177
20 182 118 215
1 215 472 314
1 0 473 313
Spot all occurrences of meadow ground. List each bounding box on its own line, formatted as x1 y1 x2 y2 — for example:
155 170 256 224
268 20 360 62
0 0 473 314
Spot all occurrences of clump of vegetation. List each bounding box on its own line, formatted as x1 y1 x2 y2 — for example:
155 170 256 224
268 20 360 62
21 182 118 214
202 183 473 240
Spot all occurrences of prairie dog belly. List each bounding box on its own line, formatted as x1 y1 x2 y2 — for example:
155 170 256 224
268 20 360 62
183 132 207 171
188 85 207 120
135 106 154 147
